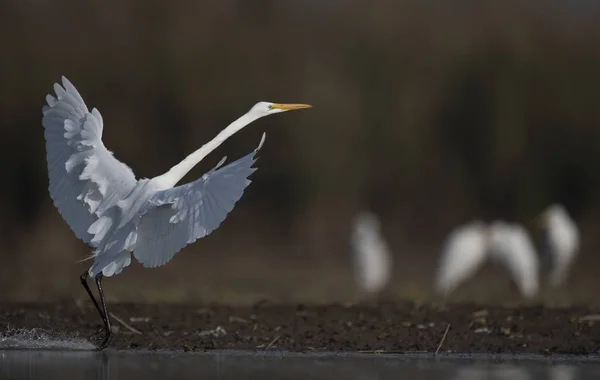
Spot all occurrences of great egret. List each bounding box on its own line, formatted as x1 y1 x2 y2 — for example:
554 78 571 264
487 221 539 298
435 221 489 297
536 204 580 287
350 211 392 295
42 76 311 349
435 220 539 299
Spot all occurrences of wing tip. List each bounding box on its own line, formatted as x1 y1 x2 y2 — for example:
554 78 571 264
54 80 64 90
216 156 227 169
61 76 72 89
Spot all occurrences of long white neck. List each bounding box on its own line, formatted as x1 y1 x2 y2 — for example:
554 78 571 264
154 111 261 189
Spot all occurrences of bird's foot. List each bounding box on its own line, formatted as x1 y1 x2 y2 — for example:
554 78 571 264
96 333 112 351
89 327 110 343
90 328 112 350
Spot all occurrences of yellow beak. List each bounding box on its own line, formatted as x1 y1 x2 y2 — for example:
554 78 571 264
271 103 312 111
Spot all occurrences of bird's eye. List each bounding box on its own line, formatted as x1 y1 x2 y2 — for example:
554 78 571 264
267 105 273 110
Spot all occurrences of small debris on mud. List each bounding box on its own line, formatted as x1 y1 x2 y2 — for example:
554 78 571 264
0 301 598 354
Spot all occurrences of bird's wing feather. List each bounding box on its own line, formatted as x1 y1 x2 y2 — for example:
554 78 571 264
43 76 138 244
133 133 266 268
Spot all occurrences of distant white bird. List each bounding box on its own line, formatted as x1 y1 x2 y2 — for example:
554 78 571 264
435 220 539 299
42 76 311 349
536 204 580 287
350 211 392 295
487 221 539 298
435 221 489 297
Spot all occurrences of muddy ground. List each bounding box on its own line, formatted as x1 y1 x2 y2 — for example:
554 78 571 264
1 300 600 355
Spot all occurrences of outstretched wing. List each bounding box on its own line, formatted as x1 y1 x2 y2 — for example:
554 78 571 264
43 76 138 244
133 133 266 268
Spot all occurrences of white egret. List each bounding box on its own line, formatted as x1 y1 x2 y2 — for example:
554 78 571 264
487 221 539 298
350 211 392 295
435 220 539 299
434 221 489 297
536 204 580 287
42 76 311 349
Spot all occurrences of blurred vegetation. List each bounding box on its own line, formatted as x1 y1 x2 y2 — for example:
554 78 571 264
1 0 600 304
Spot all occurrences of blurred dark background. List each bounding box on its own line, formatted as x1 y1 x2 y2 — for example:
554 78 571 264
1 0 600 306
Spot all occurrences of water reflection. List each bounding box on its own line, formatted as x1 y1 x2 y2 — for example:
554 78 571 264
0 350 598 380
453 363 581 380
454 365 532 380
550 365 578 380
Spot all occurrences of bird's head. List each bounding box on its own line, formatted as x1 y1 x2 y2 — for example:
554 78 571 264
250 101 312 117
534 204 566 228
354 211 381 234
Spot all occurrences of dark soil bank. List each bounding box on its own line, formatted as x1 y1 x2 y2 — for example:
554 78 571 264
1 301 600 355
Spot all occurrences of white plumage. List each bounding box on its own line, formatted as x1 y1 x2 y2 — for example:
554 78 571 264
435 221 489 296
43 76 310 277
134 150 260 269
42 76 311 349
435 220 540 299
487 221 539 298
43 81 137 246
537 204 580 287
350 211 392 294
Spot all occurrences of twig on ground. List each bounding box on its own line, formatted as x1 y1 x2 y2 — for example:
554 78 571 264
153 327 168 346
435 323 451 355
109 312 142 335
265 335 280 350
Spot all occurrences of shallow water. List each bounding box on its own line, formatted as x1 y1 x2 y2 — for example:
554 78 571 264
2 349 600 380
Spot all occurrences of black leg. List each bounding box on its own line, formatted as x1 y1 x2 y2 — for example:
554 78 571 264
95 274 113 350
80 271 106 324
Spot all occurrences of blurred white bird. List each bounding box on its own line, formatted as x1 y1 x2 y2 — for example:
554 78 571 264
350 211 392 295
487 221 539 298
435 221 489 297
42 76 311 349
435 220 539 299
536 204 580 287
